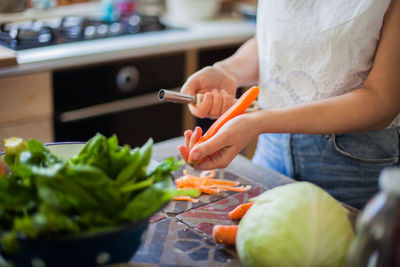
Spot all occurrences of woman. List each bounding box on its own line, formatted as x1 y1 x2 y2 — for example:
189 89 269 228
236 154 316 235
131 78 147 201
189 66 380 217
178 0 400 209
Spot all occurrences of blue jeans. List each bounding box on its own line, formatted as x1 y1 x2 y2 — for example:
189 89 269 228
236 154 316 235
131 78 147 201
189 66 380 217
252 129 400 209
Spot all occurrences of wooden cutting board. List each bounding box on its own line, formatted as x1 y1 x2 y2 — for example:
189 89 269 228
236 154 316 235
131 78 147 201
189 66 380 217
0 45 17 68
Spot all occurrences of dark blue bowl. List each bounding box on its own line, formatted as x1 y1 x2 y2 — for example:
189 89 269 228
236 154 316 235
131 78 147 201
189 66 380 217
0 142 161 267
1 221 148 267
1 220 148 267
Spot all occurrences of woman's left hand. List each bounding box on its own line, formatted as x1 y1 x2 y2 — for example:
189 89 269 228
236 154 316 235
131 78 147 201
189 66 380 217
178 113 260 170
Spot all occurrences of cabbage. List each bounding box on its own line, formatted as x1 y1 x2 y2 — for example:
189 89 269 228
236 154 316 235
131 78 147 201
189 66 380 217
236 182 354 267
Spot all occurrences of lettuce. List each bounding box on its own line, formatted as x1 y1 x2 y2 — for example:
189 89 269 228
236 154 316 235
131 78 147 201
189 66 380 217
237 182 354 267
0 133 188 253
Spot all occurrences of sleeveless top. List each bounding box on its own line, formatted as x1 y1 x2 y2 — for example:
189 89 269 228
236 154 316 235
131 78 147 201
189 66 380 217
256 0 400 128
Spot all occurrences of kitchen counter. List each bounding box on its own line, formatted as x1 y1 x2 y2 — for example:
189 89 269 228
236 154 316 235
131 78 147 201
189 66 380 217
125 137 360 267
0 3 256 77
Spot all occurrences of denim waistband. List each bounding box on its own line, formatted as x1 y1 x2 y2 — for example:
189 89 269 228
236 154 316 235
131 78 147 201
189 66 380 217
252 128 400 209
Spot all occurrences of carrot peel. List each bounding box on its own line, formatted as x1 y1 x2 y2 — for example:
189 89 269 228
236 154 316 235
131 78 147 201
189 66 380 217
188 86 260 165
173 170 251 201
172 196 200 203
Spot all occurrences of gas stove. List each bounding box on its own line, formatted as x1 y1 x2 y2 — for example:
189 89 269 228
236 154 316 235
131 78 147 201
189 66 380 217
0 14 166 50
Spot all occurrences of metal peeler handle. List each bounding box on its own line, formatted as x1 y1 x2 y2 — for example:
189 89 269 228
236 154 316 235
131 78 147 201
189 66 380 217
158 89 259 112
158 89 203 105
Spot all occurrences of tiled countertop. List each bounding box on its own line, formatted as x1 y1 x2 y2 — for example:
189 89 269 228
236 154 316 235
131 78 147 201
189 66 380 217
125 137 298 266
125 137 361 267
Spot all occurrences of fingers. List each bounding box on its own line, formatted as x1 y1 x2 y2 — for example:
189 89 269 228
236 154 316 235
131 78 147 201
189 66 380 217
191 89 234 119
181 74 199 96
189 92 212 119
220 89 235 114
180 65 238 119
190 145 236 170
184 129 193 149
208 89 223 118
189 126 202 150
178 145 189 162
189 131 233 168
181 126 237 170
181 126 203 165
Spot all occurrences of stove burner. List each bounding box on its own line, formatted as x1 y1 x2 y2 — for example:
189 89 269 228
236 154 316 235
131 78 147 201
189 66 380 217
0 22 55 50
0 15 167 50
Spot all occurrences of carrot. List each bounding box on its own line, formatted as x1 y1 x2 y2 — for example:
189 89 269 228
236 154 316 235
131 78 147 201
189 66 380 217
172 196 199 202
212 225 238 246
176 176 239 188
228 202 254 220
189 86 260 164
205 179 239 186
209 185 251 192
173 170 251 201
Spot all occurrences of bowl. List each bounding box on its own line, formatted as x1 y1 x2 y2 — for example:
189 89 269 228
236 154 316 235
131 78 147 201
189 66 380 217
0 142 160 267
0 221 148 267
165 0 221 21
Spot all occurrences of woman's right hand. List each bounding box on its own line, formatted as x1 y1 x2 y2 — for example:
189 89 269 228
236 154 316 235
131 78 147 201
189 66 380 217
181 66 237 119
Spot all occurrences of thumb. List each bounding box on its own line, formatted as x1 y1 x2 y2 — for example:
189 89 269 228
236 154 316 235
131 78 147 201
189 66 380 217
181 76 199 95
189 133 229 162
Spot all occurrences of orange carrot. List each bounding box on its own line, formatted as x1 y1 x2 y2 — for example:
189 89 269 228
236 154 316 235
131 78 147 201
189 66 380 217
175 176 239 188
209 185 251 192
205 179 239 186
228 202 254 220
174 170 251 201
172 196 199 203
212 225 238 246
200 187 221 195
189 86 260 164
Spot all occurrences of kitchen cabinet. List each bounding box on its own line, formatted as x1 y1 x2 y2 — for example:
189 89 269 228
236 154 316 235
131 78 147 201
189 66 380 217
0 43 258 157
0 4 256 149
52 52 186 148
0 72 54 144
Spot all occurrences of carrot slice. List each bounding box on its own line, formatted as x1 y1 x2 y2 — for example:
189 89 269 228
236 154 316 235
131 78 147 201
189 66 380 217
212 225 238 246
228 202 254 220
189 86 259 164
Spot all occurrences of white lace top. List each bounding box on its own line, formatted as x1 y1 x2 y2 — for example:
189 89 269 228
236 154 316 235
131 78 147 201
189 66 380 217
256 0 400 128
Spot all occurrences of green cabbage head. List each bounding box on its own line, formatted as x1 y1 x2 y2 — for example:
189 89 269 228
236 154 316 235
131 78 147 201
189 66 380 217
237 182 354 267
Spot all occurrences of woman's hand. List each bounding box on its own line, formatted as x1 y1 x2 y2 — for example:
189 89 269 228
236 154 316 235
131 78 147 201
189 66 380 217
181 37 259 119
181 66 237 119
178 112 260 170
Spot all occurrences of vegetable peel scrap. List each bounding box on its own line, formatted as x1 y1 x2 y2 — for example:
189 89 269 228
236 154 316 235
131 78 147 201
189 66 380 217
172 170 251 202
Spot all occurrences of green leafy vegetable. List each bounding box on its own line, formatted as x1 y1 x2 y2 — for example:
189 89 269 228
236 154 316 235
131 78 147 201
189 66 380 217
0 133 188 254
236 182 354 267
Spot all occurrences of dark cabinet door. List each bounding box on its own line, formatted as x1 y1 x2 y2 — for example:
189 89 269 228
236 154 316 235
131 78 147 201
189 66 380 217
53 53 185 147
